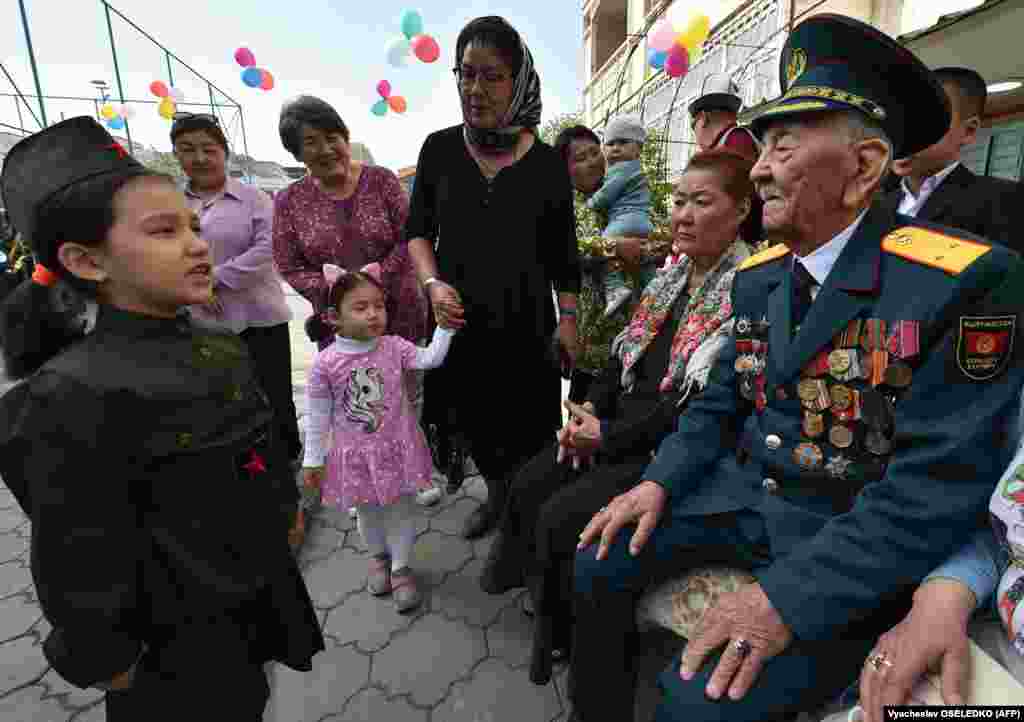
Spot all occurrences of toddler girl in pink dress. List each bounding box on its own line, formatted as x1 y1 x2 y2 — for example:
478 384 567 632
302 263 455 612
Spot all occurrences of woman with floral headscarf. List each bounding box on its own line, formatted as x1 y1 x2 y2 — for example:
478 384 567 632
406 16 580 540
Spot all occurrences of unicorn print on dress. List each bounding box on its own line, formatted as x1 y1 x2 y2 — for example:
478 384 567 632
342 366 387 433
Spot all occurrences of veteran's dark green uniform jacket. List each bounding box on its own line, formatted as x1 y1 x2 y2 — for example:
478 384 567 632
644 204 1024 641
0 307 324 688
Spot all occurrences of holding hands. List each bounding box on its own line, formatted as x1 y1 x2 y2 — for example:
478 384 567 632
427 281 465 330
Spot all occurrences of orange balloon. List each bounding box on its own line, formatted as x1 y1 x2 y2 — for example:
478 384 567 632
388 95 407 114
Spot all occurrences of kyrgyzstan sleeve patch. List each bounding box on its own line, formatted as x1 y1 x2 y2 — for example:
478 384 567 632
955 315 1016 381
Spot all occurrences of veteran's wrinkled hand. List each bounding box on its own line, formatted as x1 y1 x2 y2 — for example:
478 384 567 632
577 480 667 559
679 581 792 700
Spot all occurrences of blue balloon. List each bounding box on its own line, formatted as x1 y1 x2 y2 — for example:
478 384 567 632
647 48 668 70
371 99 389 117
242 67 263 88
400 9 424 39
107 117 125 130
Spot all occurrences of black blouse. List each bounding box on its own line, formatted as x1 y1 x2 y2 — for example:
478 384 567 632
405 125 579 339
0 306 323 688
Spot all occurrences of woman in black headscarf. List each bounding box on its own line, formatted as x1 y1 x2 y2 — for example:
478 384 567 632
407 16 580 540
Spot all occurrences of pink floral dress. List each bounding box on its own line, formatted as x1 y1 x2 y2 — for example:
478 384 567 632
303 328 455 509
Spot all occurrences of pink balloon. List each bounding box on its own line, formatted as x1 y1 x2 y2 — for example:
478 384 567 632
149 80 169 98
664 45 690 78
648 19 677 53
376 80 391 99
235 47 256 68
411 34 440 63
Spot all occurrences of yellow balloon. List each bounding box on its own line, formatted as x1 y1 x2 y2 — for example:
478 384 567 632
158 97 177 120
675 11 711 54
100 103 116 120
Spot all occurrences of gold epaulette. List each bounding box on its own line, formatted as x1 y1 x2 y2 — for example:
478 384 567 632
737 243 791 271
881 226 991 276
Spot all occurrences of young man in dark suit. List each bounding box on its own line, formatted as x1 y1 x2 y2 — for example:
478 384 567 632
884 67 1024 253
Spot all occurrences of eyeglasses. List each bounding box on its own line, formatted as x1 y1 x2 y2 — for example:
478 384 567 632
452 66 511 87
171 112 220 125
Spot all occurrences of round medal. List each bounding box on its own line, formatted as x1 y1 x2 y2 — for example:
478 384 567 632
802 412 825 439
830 385 853 411
797 378 819 402
865 430 892 456
736 317 752 335
828 349 850 376
735 355 754 374
828 424 854 448
883 360 913 388
793 442 824 470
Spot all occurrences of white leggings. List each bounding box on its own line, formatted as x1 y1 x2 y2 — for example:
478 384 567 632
356 494 417 572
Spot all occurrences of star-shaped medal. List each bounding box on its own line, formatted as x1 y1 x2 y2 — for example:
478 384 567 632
243 450 267 476
106 141 129 159
825 455 853 480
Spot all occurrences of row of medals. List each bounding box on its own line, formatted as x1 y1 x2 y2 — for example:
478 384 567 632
734 317 920 480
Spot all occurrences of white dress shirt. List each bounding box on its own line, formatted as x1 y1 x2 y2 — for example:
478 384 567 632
897 161 960 218
794 209 869 300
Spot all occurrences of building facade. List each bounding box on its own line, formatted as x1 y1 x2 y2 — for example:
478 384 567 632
582 0 913 178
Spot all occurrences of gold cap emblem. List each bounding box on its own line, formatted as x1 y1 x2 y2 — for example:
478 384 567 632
786 48 807 89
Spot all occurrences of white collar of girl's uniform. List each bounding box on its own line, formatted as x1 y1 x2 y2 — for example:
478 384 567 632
333 335 380 354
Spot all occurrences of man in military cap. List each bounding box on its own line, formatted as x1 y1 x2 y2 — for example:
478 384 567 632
690 74 760 160
564 14 1024 722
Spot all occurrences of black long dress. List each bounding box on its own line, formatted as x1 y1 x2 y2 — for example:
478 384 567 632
0 306 324 719
481 291 696 684
406 125 580 486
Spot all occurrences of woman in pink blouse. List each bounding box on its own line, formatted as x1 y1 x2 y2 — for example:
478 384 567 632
272 96 437 506
272 96 427 349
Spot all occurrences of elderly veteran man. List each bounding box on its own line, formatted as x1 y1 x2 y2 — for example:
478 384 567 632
565 14 1024 722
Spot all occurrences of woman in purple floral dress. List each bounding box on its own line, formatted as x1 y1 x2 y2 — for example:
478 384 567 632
273 96 439 506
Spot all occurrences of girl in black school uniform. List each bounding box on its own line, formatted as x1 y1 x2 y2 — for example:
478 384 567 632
0 117 324 720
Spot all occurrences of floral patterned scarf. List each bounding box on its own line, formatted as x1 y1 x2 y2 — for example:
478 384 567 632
613 239 750 399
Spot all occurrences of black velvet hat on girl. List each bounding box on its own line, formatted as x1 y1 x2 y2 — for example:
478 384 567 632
0 117 149 371
1 116 147 276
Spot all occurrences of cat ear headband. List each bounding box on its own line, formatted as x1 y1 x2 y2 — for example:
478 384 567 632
322 262 383 289
321 262 384 324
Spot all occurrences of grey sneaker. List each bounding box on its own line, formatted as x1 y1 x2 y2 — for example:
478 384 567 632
367 555 391 596
391 568 422 613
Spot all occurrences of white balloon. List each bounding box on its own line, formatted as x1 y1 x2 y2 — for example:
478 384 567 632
386 36 411 68
170 87 186 103
666 2 691 29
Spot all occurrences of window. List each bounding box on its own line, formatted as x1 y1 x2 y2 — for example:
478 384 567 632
964 121 1024 182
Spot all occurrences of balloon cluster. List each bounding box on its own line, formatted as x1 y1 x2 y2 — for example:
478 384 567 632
371 80 407 117
149 81 187 120
235 47 275 91
98 101 135 130
647 7 711 79
385 9 440 68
